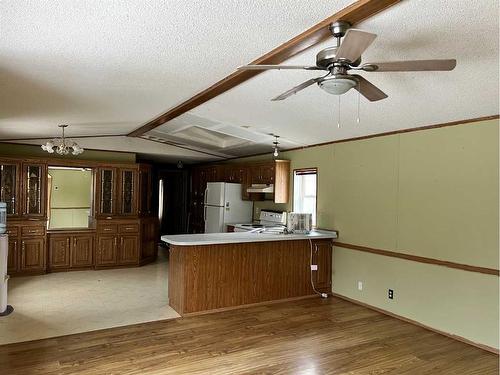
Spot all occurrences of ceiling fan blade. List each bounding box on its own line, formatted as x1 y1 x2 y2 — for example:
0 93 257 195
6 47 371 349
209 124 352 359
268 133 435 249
351 74 387 102
238 64 324 71
335 29 377 63
271 78 319 101
365 59 457 72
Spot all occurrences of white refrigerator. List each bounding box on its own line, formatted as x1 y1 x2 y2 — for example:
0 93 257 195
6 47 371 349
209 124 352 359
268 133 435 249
204 182 253 233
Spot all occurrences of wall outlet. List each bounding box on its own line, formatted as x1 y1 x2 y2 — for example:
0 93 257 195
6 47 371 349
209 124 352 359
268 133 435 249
357 281 363 291
310 264 318 271
388 289 394 299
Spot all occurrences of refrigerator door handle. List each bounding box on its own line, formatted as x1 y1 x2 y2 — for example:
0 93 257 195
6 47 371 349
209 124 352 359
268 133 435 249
204 204 207 222
204 187 209 206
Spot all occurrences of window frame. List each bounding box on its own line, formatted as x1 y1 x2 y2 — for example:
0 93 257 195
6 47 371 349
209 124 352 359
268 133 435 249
292 167 318 228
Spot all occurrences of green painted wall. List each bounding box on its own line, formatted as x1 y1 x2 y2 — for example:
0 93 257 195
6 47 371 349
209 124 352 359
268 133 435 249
0 143 135 163
48 169 92 229
233 119 499 349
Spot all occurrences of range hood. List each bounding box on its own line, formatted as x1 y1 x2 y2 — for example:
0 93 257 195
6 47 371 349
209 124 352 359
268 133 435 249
246 184 274 194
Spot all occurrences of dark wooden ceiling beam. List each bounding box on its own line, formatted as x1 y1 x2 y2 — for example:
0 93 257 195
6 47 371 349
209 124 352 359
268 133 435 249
127 0 400 137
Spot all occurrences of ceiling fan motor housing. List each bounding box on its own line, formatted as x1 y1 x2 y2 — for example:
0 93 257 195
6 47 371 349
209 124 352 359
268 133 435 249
316 46 361 69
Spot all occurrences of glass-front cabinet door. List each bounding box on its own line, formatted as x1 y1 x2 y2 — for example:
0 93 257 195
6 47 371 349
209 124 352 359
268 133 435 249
23 163 46 217
0 161 20 216
98 168 116 216
119 169 136 215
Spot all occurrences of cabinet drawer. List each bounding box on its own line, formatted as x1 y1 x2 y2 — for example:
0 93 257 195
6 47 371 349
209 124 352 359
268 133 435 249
22 225 45 237
98 224 117 234
6 226 19 237
119 223 139 233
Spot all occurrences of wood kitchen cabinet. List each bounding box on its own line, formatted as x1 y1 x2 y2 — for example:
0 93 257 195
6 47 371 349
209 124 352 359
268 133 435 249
96 167 117 217
311 239 333 293
0 161 21 217
71 235 94 268
95 220 143 267
48 232 95 271
0 159 47 219
20 237 46 272
96 235 118 266
118 235 139 264
1 155 157 277
117 168 138 216
96 166 140 218
22 163 47 218
189 160 290 232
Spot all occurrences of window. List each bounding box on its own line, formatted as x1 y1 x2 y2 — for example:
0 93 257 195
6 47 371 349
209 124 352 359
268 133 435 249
293 168 317 227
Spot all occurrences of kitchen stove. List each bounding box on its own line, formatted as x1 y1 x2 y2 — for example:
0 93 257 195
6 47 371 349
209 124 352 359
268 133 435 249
233 210 287 233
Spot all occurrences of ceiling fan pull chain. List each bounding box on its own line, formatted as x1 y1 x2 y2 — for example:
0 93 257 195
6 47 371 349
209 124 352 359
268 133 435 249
356 81 361 124
337 95 341 129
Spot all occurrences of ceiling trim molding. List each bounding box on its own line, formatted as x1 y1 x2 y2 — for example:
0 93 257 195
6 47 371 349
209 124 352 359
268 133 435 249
0 134 127 142
127 0 401 137
139 136 227 159
214 115 500 162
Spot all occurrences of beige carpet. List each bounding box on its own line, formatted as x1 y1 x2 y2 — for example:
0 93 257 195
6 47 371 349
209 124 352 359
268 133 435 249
0 248 180 345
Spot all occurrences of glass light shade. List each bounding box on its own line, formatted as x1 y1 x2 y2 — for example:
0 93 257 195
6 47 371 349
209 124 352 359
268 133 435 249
319 78 357 95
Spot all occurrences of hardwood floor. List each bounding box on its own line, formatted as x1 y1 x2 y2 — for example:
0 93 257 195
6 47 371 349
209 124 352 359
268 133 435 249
0 297 497 374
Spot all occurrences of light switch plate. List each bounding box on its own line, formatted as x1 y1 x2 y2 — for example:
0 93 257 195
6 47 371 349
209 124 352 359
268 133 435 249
310 265 318 271
357 281 363 291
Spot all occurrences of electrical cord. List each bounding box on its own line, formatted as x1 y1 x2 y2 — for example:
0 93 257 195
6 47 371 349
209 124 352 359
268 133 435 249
309 239 328 298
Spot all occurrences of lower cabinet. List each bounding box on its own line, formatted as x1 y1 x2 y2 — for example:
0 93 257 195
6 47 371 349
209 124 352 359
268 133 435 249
20 237 46 272
72 235 94 268
48 233 95 271
96 220 141 267
6 223 46 275
118 235 139 264
96 235 117 266
311 239 333 293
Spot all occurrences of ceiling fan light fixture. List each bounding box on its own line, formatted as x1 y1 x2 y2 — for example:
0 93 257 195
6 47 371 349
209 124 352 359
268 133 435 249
319 77 357 95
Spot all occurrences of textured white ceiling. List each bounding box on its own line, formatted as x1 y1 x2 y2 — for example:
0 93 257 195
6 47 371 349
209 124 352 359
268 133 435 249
1 1 498 161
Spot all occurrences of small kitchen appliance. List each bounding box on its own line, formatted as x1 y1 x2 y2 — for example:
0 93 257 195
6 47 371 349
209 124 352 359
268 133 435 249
287 212 313 234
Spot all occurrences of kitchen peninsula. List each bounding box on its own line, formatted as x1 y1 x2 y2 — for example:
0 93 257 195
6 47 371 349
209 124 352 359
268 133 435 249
162 230 337 316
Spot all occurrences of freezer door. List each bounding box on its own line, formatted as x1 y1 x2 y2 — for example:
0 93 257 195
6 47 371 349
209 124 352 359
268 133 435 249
206 182 225 207
204 205 225 233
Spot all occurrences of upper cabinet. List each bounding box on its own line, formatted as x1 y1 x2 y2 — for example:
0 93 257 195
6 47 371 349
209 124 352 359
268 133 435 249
0 161 21 216
23 163 47 217
96 166 141 218
96 167 117 217
1 160 48 218
118 168 137 216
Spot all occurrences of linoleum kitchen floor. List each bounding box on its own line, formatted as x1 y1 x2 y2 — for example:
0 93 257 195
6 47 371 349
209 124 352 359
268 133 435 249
0 248 179 345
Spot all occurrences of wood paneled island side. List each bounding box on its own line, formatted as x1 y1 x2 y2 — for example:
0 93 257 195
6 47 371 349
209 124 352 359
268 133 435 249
162 231 337 316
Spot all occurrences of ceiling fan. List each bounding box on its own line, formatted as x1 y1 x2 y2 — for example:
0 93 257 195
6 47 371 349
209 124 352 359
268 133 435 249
238 21 456 102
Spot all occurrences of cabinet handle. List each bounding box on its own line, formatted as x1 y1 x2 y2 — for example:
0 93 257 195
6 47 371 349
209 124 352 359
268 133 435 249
74 238 77 247
22 242 25 253
66 238 70 249
114 237 117 248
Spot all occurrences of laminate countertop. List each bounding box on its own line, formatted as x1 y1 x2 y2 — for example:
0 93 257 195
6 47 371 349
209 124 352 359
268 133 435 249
161 230 338 246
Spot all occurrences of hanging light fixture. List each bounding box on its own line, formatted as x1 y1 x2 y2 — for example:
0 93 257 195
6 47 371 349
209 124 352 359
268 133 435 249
272 135 280 158
41 125 84 156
